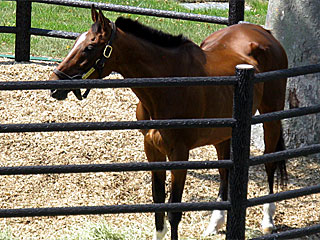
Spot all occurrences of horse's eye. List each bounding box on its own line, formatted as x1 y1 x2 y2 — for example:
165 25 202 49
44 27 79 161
84 45 95 52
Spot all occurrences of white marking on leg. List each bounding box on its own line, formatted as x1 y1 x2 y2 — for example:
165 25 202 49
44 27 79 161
203 210 226 236
65 32 88 60
153 220 168 240
261 202 276 234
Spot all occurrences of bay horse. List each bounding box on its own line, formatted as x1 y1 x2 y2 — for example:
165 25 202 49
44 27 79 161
50 7 288 240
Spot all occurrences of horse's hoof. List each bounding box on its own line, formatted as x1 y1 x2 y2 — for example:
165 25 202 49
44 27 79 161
261 217 275 235
153 221 168 240
262 226 274 235
203 210 226 237
261 203 275 235
202 229 217 238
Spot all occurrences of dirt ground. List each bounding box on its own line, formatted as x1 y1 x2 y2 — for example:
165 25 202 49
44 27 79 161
0 57 319 239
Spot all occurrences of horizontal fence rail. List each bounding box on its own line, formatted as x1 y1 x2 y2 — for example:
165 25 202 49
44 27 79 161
252 223 320 240
0 76 238 90
2 63 319 91
0 119 236 133
0 160 233 176
255 64 320 83
32 0 229 24
0 26 16 34
252 104 320 124
247 184 320 207
0 201 231 218
30 27 80 39
250 143 320 166
1 26 80 40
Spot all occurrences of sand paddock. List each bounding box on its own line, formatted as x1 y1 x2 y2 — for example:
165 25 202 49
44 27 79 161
0 57 319 239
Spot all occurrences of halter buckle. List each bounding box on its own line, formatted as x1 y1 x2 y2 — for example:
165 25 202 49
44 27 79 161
103 45 113 58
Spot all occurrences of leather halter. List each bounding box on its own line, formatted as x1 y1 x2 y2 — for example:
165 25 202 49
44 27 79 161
53 21 117 100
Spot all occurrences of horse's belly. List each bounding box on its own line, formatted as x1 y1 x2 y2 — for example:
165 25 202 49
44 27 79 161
144 127 232 155
190 127 232 149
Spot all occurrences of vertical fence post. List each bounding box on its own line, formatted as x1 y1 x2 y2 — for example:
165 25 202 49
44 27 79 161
226 64 255 239
15 0 32 62
228 0 245 25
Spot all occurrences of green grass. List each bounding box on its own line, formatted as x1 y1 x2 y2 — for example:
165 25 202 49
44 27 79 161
0 227 14 240
0 222 143 240
0 0 268 60
59 221 151 240
61 223 127 240
245 0 269 24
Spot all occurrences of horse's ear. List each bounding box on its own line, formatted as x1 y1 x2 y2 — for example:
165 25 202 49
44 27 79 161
98 9 110 30
91 5 99 23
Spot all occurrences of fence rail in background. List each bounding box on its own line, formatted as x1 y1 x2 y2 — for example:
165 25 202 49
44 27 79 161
0 26 16 34
33 0 230 24
30 27 81 39
0 0 244 61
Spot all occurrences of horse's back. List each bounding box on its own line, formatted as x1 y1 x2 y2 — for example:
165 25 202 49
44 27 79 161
200 23 288 75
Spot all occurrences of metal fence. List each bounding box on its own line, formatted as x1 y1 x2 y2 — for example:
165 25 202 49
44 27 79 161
1 64 320 239
0 0 244 62
1 0 320 239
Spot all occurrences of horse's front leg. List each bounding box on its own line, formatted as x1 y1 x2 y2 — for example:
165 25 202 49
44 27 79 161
144 138 168 240
167 146 189 240
204 140 230 236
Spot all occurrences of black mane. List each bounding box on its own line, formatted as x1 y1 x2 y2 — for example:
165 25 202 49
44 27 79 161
115 17 191 48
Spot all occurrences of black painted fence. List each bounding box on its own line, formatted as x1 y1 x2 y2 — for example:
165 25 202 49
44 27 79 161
1 64 320 239
1 0 320 239
0 0 244 62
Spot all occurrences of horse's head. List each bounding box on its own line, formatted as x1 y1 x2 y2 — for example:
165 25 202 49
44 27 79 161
50 6 116 100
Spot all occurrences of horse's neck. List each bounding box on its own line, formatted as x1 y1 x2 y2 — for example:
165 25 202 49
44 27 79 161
114 32 206 78
113 31 208 119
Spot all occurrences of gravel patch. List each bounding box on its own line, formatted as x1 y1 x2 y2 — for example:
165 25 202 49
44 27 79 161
0 57 319 239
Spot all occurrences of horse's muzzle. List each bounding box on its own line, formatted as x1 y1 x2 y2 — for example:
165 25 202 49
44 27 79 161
49 72 89 101
50 89 69 100
50 89 85 100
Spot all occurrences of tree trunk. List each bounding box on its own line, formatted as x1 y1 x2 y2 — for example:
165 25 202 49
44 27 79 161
266 0 320 151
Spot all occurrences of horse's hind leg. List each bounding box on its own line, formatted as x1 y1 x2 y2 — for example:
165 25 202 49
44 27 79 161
258 78 287 234
204 139 230 236
167 146 189 240
144 139 167 240
260 118 280 234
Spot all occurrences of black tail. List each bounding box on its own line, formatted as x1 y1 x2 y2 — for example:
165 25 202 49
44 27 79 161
275 126 288 186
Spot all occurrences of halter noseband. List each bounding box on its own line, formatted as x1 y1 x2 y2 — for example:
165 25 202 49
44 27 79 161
53 21 117 100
